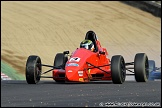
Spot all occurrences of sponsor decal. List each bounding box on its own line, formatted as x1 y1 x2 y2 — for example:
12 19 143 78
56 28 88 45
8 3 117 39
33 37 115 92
68 70 73 72
66 63 79 67
69 57 80 62
79 78 83 81
78 71 83 76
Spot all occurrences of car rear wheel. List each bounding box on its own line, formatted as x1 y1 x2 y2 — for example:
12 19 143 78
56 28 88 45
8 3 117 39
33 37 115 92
111 55 126 84
54 53 68 82
26 55 42 84
134 53 149 82
54 53 68 69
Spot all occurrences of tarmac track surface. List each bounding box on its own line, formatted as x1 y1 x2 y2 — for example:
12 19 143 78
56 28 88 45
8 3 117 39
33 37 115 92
1 1 161 107
1 80 161 107
1 1 161 77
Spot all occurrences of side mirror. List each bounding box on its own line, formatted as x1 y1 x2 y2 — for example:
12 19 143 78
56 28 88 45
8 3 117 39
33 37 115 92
63 51 69 54
99 51 105 55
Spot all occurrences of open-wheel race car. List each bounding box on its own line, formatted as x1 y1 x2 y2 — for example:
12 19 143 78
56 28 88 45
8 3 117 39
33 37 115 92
25 30 149 84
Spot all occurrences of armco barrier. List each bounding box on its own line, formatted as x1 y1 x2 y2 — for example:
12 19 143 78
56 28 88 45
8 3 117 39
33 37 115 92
120 1 161 18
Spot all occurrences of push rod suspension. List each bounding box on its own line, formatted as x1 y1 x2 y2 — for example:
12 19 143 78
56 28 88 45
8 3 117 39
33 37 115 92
86 62 110 74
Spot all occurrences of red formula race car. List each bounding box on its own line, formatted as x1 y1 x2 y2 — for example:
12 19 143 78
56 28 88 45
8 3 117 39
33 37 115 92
25 30 149 84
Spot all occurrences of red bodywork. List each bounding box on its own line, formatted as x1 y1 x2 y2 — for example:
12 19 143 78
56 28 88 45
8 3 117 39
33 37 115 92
53 40 112 82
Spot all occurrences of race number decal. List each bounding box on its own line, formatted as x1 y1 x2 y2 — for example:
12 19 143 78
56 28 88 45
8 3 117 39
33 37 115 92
69 57 80 62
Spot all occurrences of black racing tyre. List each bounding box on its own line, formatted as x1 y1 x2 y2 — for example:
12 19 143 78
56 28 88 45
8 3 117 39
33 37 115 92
111 55 126 84
54 53 68 69
26 55 42 84
134 53 149 82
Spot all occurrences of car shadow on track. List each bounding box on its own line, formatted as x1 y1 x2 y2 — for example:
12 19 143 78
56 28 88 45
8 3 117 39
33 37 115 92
2 80 153 85
1 80 113 85
42 81 113 85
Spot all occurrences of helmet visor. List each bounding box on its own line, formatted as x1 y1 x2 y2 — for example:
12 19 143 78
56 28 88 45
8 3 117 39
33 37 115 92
80 44 89 50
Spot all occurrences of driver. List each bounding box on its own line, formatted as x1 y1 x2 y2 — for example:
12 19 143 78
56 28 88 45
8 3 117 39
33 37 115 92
80 40 94 52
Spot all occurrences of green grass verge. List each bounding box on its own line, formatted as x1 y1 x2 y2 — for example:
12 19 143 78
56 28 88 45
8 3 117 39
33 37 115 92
1 60 25 80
